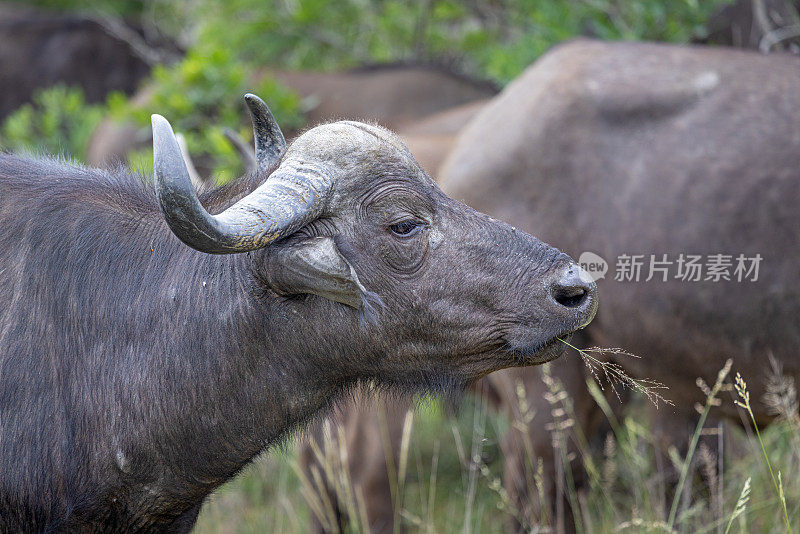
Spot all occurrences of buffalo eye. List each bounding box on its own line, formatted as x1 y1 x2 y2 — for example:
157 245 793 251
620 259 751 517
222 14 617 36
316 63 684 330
389 220 423 237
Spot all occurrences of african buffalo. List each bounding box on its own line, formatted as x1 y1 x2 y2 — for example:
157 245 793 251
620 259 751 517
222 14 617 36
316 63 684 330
301 39 800 532
440 39 800 530
269 65 497 131
0 93 596 531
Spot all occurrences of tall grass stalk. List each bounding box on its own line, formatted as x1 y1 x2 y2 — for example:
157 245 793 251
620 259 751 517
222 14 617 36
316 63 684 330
586 379 622 438
476 380 539 531
734 373 792 532
377 404 401 530
667 359 732 530
426 440 440 533
395 410 414 533
462 392 488 534
541 365 585 532
558 339 672 408
723 477 751 534
512 379 546 528
335 425 363 532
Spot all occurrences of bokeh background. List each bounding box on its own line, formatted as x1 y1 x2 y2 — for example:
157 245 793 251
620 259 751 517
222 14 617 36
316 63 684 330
1 1 798 532
0 0 763 178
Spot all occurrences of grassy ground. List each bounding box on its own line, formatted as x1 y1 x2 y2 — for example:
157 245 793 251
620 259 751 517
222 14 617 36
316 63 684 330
194 365 799 533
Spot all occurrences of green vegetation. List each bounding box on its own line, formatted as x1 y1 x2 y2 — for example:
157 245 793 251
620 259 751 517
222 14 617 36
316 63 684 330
0 85 104 162
152 0 733 84
106 45 303 182
13 0 732 84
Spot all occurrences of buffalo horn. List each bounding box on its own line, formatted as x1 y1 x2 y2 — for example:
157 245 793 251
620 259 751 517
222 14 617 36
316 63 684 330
244 93 287 170
151 111 331 254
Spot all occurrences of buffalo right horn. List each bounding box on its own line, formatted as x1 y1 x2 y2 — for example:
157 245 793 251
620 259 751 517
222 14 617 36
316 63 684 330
244 93 286 170
152 113 332 254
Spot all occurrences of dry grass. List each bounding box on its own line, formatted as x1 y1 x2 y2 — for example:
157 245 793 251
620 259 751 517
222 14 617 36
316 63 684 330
194 357 799 533
558 339 673 408
735 372 792 532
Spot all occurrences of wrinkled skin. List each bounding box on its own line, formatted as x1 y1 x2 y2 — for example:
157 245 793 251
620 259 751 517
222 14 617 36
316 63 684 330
305 40 800 533
265 121 595 380
0 113 595 531
299 103 491 534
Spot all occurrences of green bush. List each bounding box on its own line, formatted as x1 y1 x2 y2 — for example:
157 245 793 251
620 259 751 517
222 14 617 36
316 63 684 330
108 45 303 182
0 85 104 162
188 0 734 84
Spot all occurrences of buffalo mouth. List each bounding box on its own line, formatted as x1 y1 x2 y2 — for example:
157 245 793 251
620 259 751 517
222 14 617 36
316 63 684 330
504 329 580 366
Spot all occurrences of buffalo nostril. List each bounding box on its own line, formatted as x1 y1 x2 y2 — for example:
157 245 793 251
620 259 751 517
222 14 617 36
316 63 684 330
552 284 588 308
551 268 593 309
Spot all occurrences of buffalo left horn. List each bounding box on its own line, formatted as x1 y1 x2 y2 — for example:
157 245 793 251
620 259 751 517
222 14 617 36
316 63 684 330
152 109 331 254
244 93 286 170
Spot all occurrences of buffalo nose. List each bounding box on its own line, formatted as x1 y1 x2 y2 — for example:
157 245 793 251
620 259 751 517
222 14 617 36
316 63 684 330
550 264 597 314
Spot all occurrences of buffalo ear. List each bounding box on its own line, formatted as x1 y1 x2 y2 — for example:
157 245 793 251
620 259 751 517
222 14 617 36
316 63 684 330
265 237 382 319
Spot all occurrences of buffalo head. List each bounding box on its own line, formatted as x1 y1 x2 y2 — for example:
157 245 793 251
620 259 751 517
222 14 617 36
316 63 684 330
151 94 597 388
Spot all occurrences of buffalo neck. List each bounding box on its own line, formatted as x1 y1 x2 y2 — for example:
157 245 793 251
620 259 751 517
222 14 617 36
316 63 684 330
105 232 355 499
